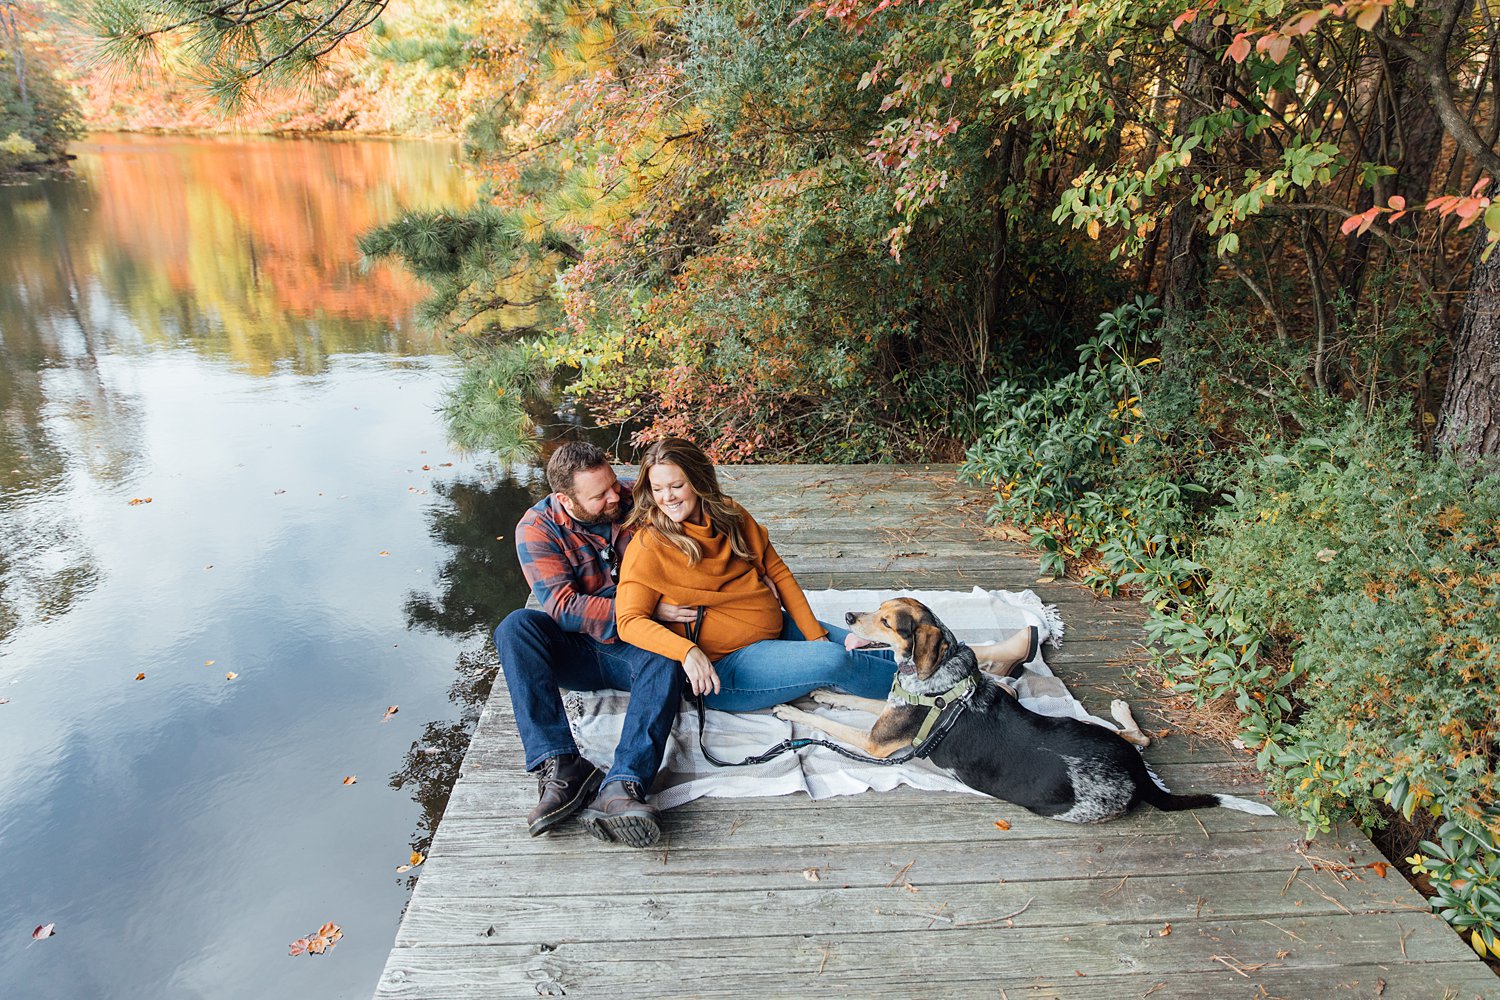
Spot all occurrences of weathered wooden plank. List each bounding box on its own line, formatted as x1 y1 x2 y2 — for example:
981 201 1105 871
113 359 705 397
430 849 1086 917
444 760 1268 821
376 952 1495 1000
407 828 1370 897
395 869 1421 949
375 913 1479 997
427 800 1292 861
410 835 1377 904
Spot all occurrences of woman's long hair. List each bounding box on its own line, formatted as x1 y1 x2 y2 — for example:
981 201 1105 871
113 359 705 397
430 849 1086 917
626 438 753 565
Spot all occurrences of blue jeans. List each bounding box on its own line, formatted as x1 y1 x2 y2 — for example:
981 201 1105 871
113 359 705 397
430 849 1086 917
493 609 685 788
705 615 897 712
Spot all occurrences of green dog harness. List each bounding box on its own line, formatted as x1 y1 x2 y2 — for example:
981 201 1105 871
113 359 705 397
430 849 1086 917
888 671 979 748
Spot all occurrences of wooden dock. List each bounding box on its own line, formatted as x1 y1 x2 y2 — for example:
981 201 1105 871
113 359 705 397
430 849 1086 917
374 466 1496 998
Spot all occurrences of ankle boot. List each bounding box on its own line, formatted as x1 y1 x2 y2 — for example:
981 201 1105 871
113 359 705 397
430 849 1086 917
527 753 604 836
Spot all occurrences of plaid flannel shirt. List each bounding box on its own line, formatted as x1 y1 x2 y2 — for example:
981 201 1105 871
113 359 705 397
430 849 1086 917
515 484 638 643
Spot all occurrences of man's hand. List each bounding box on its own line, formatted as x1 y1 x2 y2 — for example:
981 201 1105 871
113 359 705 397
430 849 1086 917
681 646 721 697
653 599 699 624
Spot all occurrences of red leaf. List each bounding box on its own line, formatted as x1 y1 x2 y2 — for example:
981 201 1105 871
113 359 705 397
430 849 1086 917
1225 33 1252 63
32 923 55 940
1473 177 1493 197
1340 213 1364 235
1387 194 1406 211
1172 8 1198 30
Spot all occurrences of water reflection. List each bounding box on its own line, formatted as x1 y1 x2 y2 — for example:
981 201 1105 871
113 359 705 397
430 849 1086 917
0 135 474 647
390 472 538 881
0 135 528 1000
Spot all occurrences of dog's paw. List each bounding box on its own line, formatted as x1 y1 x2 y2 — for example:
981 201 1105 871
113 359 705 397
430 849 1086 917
770 704 798 723
809 689 844 707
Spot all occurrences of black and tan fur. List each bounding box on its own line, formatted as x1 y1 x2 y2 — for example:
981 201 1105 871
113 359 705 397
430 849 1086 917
773 598 1276 824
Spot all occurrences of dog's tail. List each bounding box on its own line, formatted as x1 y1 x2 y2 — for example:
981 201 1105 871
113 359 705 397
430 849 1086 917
1138 777 1278 816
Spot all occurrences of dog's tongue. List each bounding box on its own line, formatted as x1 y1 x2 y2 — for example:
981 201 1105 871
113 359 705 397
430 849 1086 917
844 634 877 651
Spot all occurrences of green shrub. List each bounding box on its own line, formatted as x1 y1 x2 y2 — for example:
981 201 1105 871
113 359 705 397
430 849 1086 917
961 295 1209 585
967 301 1500 956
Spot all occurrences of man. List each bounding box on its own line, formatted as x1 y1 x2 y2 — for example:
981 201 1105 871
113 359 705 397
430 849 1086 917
493 441 693 848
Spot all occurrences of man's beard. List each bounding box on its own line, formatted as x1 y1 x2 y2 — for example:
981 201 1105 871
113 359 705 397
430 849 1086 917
570 500 623 527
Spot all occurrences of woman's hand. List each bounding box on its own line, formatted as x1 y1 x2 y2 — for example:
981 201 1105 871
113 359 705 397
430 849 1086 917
681 646 721 697
653 599 699 624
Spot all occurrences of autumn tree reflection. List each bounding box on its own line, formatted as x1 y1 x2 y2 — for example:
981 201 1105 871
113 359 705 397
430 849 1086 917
390 471 538 876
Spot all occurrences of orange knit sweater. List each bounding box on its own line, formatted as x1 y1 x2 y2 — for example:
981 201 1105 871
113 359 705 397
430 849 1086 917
615 503 827 662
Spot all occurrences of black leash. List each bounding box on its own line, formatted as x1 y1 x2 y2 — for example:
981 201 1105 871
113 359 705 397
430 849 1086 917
684 606 970 768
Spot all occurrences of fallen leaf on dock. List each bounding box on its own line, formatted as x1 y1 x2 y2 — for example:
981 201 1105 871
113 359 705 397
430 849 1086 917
32 923 55 940
802 868 821 882
1159 923 1172 937
342 776 357 785
993 820 1011 831
396 851 425 872
1369 861 1389 878
382 706 399 722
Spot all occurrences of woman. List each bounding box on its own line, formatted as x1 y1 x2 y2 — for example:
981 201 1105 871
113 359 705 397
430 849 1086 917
615 438 896 711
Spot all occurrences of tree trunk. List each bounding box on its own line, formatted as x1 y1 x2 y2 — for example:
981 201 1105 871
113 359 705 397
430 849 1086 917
1 3 28 110
1437 231 1500 459
1161 19 1222 329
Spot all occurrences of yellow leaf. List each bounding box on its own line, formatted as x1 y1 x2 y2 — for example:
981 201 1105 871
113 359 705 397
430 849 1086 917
226 672 238 680
343 776 357 785
993 819 1011 830
134 672 146 681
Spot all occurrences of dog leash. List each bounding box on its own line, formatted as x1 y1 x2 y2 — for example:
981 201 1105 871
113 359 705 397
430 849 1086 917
685 606 973 768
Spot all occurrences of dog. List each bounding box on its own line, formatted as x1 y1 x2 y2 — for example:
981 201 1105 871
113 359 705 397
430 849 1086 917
772 598 1276 823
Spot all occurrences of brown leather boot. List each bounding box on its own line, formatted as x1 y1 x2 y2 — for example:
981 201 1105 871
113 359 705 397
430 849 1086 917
527 753 604 837
578 780 661 847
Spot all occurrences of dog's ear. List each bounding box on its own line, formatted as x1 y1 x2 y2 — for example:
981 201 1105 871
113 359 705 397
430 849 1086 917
911 623 949 676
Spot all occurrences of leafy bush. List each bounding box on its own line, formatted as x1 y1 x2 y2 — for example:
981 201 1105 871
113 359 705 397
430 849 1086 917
962 295 1208 584
967 302 1500 956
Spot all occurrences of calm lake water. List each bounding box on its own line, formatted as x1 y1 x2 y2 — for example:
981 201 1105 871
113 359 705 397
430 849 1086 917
0 135 543 999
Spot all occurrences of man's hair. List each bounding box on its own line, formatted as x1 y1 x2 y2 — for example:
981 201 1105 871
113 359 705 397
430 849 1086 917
546 441 610 496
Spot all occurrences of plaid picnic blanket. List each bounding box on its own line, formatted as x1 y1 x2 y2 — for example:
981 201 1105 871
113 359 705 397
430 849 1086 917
566 588 1111 810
